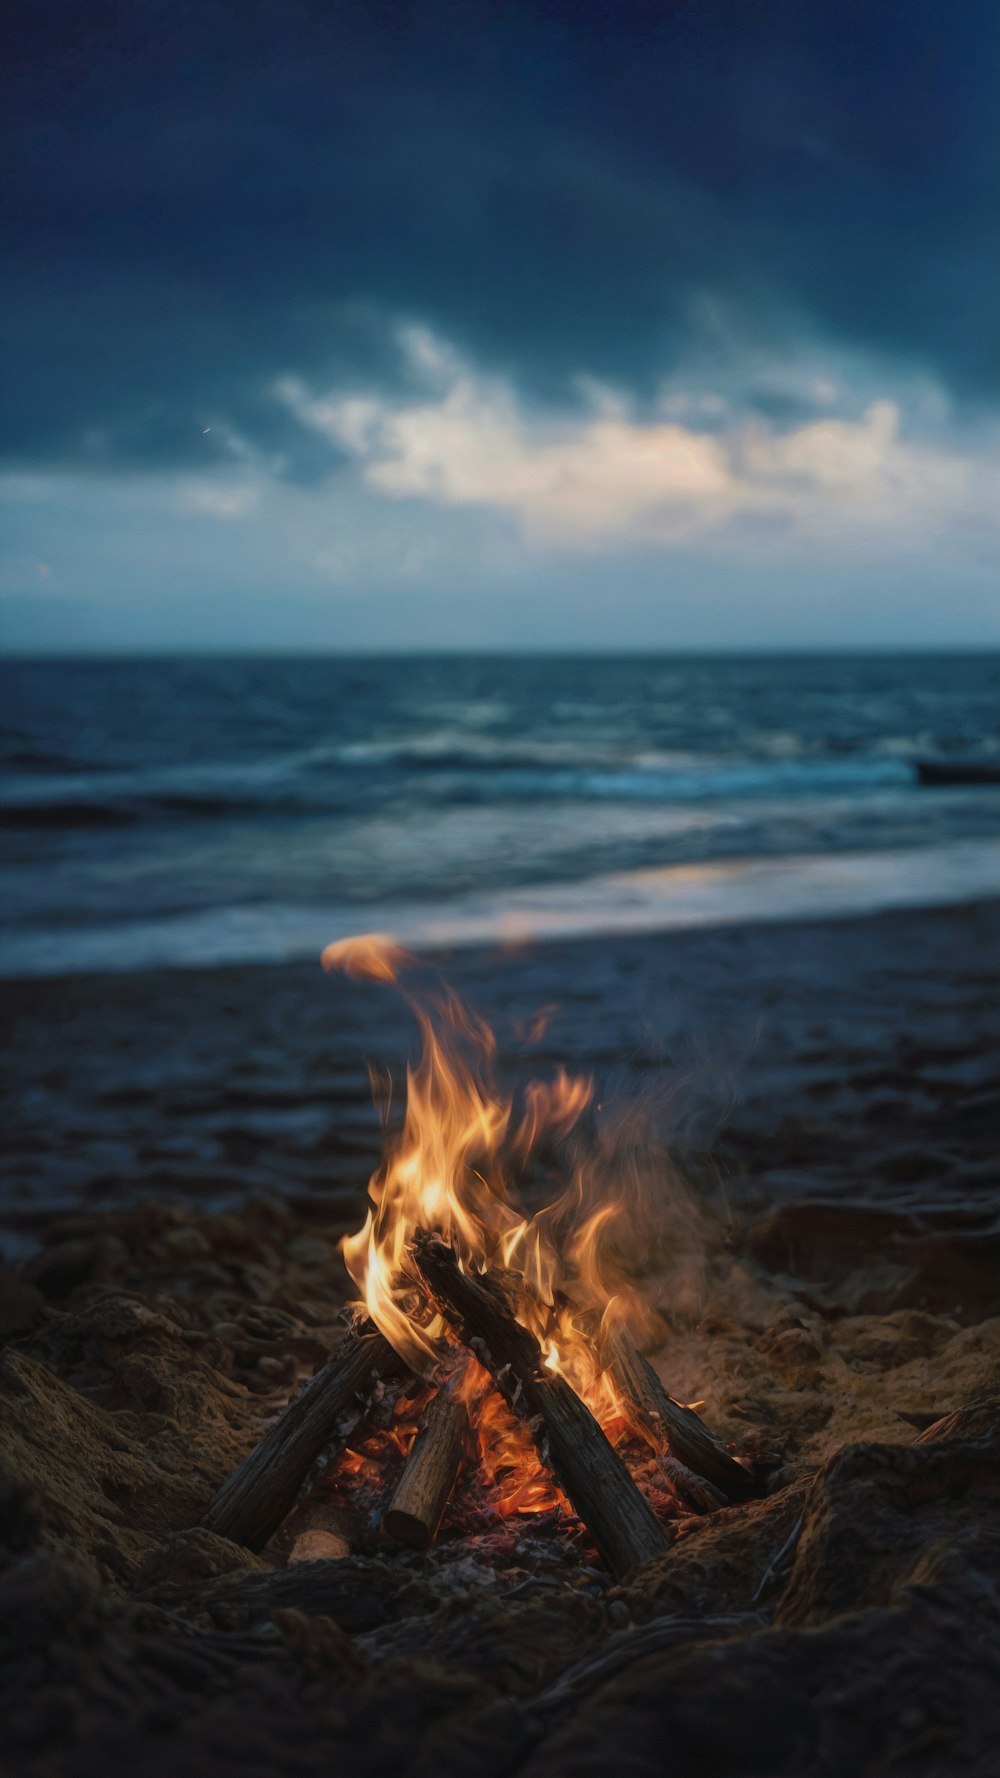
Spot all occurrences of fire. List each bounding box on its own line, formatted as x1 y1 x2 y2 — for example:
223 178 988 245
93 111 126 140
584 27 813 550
329 933 678 1518
321 933 415 982
456 1355 569 1518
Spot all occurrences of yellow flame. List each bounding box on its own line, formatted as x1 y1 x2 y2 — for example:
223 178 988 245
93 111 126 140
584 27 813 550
329 933 676 1462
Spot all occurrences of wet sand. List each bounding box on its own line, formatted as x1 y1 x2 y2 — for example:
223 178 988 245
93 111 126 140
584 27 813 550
2 898 998 1246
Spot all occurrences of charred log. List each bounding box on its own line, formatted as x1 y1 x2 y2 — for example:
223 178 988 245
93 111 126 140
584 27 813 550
608 1332 754 1504
384 1392 469 1550
413 1235 668 1579
203 1319 402 1551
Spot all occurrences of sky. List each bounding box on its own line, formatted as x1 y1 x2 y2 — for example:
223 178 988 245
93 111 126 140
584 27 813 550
1 0 998 652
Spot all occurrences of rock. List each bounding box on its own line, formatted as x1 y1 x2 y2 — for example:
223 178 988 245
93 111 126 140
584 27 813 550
159 1226 212 1260
29 1239 99 1301
0 1268 48 1345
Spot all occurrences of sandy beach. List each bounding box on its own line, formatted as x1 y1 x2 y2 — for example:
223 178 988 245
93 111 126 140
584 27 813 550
2 897 998 1775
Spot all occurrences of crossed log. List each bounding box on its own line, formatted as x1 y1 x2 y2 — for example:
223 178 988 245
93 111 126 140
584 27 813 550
203 1317 402 1551
412 1236 668 1578
204 1240 747 1572
607 1332 754 1506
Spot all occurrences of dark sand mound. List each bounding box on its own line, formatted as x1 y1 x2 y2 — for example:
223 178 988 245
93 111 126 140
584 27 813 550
2 1194 998 1778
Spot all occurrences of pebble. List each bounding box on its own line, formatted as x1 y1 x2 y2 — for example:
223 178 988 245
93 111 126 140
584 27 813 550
160 1227 212 1260
257 1355 294 1380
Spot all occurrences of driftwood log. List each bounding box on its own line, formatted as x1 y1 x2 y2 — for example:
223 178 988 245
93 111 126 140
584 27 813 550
413 1236 668 1578
384 1393 469 1549
204 1318 402 1551
608 1332 754 1503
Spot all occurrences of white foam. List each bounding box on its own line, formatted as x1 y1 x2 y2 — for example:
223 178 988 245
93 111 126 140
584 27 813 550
3 839 998 978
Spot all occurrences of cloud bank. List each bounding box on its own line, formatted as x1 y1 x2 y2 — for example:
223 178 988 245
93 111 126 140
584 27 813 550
280 329 997 552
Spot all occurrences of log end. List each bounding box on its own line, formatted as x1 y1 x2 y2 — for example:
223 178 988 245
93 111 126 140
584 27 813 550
383 1506 434 1551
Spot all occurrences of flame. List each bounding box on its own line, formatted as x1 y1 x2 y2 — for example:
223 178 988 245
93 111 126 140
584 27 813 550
327 933 684 1516
321 933 414 982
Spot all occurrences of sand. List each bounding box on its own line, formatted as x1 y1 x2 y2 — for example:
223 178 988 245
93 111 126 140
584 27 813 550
1 899 998 1775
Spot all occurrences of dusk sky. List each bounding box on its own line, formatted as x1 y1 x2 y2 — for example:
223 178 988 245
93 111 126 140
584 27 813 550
2 0 998 652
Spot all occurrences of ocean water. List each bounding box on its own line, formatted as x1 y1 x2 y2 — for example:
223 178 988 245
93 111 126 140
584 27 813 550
1 653 998 977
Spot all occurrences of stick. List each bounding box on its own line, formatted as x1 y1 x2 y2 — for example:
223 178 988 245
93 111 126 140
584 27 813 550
413 1237 668 1579
608 1333 754 1503
384 1393 469 1550
657 1452 726 1515
203 1319 402 1551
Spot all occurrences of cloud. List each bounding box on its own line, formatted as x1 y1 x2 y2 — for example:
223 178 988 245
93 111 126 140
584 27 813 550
2 1 997 482
280 331 998 551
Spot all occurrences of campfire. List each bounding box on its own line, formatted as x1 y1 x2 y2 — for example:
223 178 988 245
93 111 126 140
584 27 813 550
204 936 754 1579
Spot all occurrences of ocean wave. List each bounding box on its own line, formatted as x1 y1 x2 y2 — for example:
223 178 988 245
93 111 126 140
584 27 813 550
333 731 628 768
0 748 921 829
0 746 107 774
440 757 915 802
0 800 141 830
3 839 998 978
0 751 341 827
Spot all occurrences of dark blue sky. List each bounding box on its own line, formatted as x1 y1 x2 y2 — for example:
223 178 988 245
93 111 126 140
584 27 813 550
2 0 998 649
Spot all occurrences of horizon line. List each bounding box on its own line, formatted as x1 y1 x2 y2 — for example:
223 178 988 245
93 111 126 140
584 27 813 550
3 643 1000 664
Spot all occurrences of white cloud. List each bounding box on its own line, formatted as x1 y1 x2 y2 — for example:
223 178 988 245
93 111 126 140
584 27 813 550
280 329 999 552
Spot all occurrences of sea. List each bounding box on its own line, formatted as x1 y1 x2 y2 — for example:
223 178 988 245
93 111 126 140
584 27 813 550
2 653 998 979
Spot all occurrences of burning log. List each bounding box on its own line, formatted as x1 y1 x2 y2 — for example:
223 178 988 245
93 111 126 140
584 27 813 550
204 1319 403 1551
413 1236 668 1579
384 1392 469 1550
608 1333 754 1504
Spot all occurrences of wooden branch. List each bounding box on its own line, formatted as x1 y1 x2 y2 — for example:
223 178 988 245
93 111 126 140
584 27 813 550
413 1237 668 1579
657 1452 725 1514
608 1333 754 1504
384 1393 469 1550
203 1319 403 1551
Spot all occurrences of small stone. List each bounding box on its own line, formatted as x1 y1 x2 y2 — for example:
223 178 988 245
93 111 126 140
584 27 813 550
30 1239 101 1300
257 1355 294 1381
160 1226 212 1260
0 1272 47 1343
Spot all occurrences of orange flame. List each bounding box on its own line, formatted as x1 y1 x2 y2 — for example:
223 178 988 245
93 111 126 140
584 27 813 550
326 934 685 1512
321 933 414 982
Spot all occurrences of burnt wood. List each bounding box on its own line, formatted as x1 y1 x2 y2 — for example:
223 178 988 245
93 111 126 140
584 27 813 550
413 1236 668 1578
384 1393 468 1549
203 1319 402 1551
608 1333 754 1503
